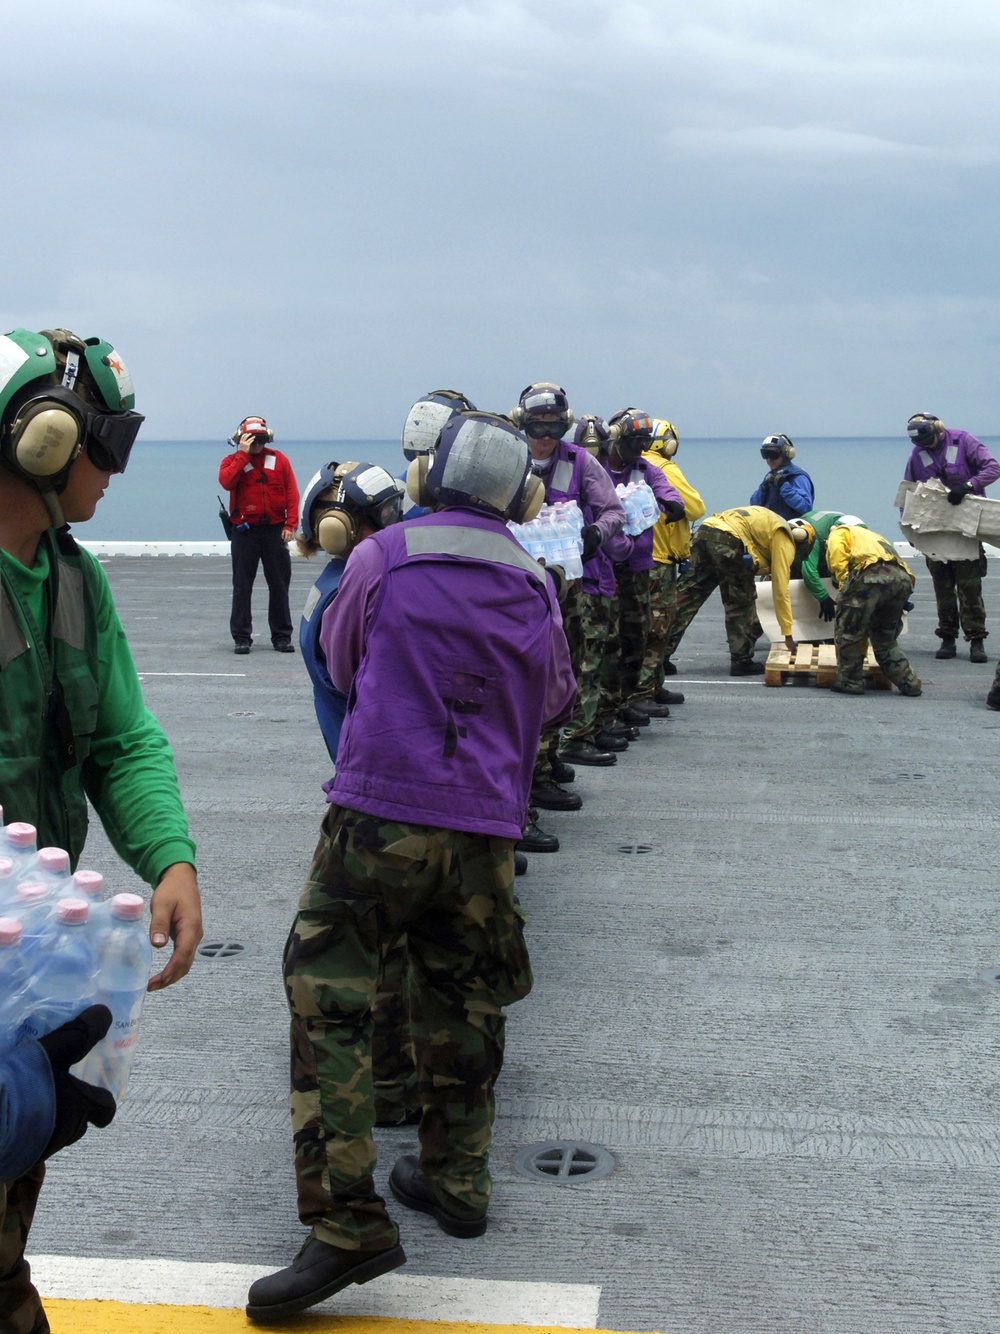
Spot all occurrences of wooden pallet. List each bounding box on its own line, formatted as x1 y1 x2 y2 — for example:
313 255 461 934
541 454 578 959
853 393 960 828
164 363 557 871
764 641 891 689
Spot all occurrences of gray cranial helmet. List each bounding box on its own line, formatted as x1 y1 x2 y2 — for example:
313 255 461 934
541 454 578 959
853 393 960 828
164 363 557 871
401 390 478 461
424 412 534 519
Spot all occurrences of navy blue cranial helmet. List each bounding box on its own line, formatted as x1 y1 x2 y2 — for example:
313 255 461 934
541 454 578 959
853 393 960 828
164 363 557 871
401 390 478 461
406 411 544 522
907 414 942 447
300 460 402 555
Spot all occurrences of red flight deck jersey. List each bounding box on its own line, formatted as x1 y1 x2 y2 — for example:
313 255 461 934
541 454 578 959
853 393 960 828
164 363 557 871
219 447 300 529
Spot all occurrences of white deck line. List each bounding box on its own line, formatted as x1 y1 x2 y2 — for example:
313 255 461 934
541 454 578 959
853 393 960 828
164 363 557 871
32 1256 601 1325
75 538 1000 560
78 540 307 557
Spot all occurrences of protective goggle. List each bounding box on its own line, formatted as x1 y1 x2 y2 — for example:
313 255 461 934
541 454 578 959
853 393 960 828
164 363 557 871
524 418 568 440
907 419 937 443
619 430 652 452
84 406 145 473
372 494 403 529
761 447 783 460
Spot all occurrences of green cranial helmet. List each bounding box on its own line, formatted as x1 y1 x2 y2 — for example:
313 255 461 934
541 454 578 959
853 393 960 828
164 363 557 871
0 327 143 494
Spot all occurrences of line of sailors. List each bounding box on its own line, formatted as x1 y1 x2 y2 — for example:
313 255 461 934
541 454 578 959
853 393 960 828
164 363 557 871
294 388 951 876
295 384 711 866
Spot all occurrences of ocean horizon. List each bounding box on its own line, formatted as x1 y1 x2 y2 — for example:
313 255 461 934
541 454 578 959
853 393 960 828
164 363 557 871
80 436 1000 548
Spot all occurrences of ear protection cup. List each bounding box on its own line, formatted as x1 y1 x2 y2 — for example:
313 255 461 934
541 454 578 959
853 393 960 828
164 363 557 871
662 438 678 458
784 442 795 461
316 509 357 556
406 454 434 507
10 401 83 477
515 473 545 523
509 405 524 428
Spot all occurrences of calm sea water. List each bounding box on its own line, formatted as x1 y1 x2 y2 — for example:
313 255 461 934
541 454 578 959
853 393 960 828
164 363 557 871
81 437 999 544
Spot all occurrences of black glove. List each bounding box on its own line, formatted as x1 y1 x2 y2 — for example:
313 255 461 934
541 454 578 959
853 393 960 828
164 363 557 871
677 558 690 576
660 500 686 523
540 561 570 604
904 601 914 611
947 483 972 505
38 1005 116 1159
818 596 837 622
581 524 602 562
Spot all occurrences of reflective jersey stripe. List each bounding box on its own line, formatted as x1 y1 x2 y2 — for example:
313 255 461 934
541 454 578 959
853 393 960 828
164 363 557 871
551 458 574 493
404 524 543 578
52 563 85 651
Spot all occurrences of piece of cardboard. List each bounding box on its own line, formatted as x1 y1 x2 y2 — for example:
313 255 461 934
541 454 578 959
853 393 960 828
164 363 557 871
755 577 908 643
896 477 1000 554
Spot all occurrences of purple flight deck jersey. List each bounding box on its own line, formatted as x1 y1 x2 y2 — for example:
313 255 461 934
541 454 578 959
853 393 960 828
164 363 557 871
903 428 1000 496
321 508 577 840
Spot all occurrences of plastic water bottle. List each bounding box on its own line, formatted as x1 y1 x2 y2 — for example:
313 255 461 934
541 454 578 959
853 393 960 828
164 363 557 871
0 858 17 911
637 482 659 529
66 869 110 944
563 499 585 537
73 893 151 1103
19 898 98 1042
535 508 558 564
1 823 37 880
552 505 584 580
12 881 56 963
616 485 637 536
35 847 71 893
0 918 29 1053
508 517 546 561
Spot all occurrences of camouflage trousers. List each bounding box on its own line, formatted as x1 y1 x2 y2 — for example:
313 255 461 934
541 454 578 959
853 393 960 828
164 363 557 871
563 592 613 743
284 805 532 1250
372 935 418 1125
598 568 651 725
534 580 583 780
835 563 919 691
664 527 759 662
636 562 679 699
0 1164 48 1334
925 552 987 641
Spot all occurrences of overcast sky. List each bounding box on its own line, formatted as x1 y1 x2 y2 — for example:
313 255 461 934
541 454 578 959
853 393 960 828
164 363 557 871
3 1 999 438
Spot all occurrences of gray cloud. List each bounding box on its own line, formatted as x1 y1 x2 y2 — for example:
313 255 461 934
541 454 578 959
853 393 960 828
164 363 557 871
2 0 998 437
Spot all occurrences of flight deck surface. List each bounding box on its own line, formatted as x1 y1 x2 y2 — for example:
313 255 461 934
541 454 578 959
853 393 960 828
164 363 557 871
28 552 1000 1334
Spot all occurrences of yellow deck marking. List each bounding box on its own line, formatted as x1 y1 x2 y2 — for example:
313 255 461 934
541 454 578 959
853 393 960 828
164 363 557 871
47 1303 660 1334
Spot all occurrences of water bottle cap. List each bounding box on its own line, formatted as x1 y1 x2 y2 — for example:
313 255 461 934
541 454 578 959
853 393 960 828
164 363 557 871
3 822 36 848
0 858 14 880
0 917 23 945
72 869 104 897
16 881 47 903
56 897 89 924
37 847 70 873
110 893 144 920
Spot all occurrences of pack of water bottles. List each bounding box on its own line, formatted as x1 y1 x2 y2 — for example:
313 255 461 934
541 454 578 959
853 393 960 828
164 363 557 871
616 481 660 537
508 500 585 579
0 814 152 1104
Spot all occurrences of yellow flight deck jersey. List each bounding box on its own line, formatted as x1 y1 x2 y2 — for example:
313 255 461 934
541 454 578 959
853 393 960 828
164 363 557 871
702 506 797 635
825 526 915 589
641 451 707 564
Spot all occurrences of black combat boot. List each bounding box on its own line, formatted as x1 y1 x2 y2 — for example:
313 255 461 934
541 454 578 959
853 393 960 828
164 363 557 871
936 636 957 659
730 658 766 676
970 639 988 663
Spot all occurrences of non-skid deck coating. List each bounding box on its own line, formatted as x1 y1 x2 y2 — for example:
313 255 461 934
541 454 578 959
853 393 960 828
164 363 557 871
28 551 1000 1334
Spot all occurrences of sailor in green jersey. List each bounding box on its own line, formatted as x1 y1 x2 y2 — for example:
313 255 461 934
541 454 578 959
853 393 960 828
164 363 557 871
798 510 867 623
0 326 204 1334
